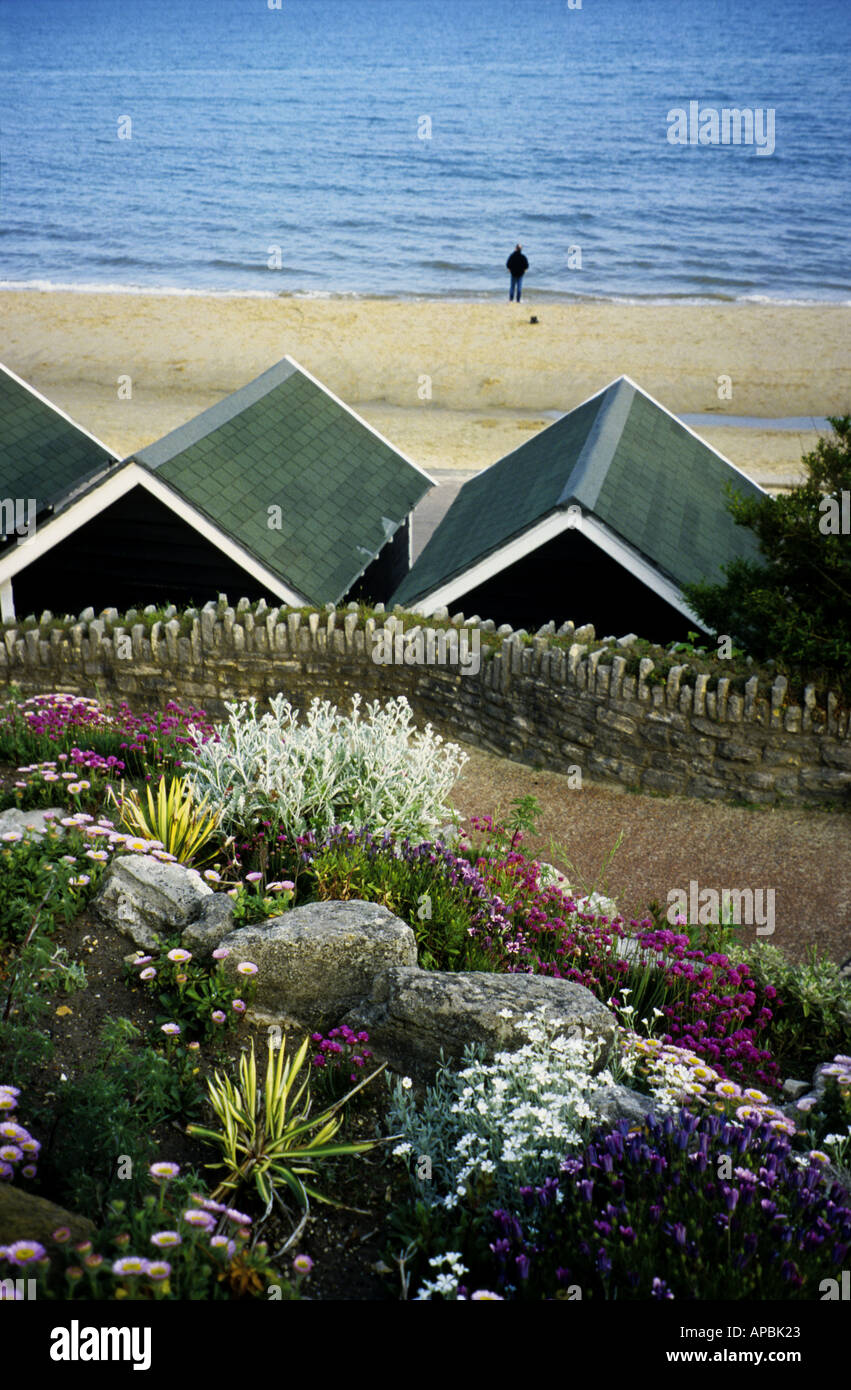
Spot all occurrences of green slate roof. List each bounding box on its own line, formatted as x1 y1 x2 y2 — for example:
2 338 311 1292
135 357 433 606
0 365 117 538
392 377 765 607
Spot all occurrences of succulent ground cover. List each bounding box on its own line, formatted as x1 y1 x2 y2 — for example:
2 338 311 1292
0 687 849 1301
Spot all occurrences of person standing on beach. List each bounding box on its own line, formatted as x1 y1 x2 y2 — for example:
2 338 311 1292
506 243 529 301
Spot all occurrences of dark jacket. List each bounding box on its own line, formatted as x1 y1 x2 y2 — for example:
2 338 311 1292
507 249 529 277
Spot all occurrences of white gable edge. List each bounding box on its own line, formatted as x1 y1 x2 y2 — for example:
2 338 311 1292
0 363 119 459
405 507 703 627
0 463 310 615
617 374 771 497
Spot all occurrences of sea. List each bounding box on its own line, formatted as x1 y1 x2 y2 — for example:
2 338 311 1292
1 0 849 304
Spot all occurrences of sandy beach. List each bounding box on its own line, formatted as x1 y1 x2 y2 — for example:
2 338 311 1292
2 291 848 489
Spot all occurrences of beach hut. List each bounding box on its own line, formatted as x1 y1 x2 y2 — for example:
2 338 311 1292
0 357 434 619
391 376 767 642
0 364 120 618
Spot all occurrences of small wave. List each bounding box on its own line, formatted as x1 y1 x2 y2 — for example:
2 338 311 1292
0 280 846 309
417 259 482 272
0 279 279 299
206 257 302 273
91 255 172 270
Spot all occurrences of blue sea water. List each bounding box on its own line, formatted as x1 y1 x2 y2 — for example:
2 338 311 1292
0 0 849 303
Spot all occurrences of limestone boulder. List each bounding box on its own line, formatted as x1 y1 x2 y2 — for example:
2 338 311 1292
587 1082 656 1128
343 967 617 1082
181 894 236 958
92 854 215 951
0 807 65 841
0 1184 95 1248
218 899 418 1031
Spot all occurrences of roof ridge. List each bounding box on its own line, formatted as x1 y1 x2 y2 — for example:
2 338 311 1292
557 377 636 510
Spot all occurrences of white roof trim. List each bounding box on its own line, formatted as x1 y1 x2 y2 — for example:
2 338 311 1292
409 510 583 613
0 463 140 579
282 355 437 487
580 512 701 623
407 505 701 626
0 362 119 459
0 462 311 608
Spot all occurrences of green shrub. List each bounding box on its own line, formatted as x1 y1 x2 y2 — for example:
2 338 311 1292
27 1019 205 1222
683 417 851 693
738 944 851 1076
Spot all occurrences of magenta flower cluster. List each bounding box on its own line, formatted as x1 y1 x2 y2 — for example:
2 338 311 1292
311 1025 372 1082
8 693 218 773
459 822 780 1088
112 700 218 766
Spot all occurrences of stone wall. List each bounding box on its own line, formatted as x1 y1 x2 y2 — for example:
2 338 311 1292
1 598 848 807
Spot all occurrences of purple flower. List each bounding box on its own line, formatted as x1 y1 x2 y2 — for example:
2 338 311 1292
112 1256 147 1276
222 1207 251 1226
5 1240 46 1264
182 1209 216 1231
149 1161 180 1181
151 1231 182 1248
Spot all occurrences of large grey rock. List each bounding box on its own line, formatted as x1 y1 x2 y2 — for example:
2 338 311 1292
0 1184 95 1247
588 1083 656 1128
0 807 65 841
343 967 617 1082
219 899 418 1030
181 894 236 958
92 855 214 951
782 1078 810 1101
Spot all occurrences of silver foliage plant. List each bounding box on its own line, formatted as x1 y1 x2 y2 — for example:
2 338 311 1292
183 692 469 842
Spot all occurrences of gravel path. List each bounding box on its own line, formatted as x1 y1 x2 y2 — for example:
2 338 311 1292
448 746 851 965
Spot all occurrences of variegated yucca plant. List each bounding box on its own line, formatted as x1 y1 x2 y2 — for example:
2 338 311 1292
187 1035 389 1212
110 774 222 865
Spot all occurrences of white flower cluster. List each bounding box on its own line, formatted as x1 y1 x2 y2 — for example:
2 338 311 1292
390 1011 615 1213
444 1024 600 1199
184 692 468 841
414 1251 468 1301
